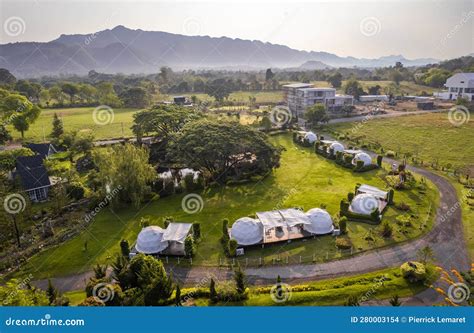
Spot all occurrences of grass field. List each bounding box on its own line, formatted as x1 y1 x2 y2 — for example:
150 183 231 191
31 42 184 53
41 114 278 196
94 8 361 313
192 267 432 306
17 134 437 279
310 80 436 95
327 112 474 257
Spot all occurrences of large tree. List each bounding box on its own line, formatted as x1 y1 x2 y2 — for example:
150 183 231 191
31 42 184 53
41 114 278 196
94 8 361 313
0 92 41 138
327 72 343 88
167 119 281 182
93 144 156 208
204 78 232 102
131 105 200 142
119 87 151 108
61 82 80 104
305 103 328 126
0 68 16 86
343 78 365 100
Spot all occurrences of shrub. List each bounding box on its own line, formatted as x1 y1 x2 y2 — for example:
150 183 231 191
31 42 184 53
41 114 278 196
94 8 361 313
387 189 395 204
222 219 229 240
66 182 85 200
340 199 349 214
184 236 195 258
78 296 105 306
380 221 393 238
335 237 352 249
193 223 201 240
120 239 130 257
376 155 383 167
396 201 411 211
400 261 427 283
228 239 238 257
339 216 348 234
347 192 354 202
386 150 396 158
370 209 381 223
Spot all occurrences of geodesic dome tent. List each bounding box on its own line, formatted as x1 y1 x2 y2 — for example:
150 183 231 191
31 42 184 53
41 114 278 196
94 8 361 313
304 131 317 144
135 226 169 254
230 217 263 246
327 142 345 154
349 193 380 215
304 208 334 234
352 152 372 166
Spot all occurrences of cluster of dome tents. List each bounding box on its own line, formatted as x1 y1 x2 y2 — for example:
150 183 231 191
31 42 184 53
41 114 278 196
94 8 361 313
230 207 335 246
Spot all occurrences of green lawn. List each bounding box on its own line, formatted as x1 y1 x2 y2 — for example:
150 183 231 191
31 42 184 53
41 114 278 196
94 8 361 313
176 91 284 104
327 111 473 257
8 107 141 142
310 80 436 95
17 134 437 279
191 267 433 306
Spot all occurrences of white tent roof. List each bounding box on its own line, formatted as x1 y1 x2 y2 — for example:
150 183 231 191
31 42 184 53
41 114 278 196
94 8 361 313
344 149 362 155
230 217 263 246
304 208 334 235
304 131 317 143
135 226 168 254
179 168 200 180
162 223 193 243
349 193 380 215
358 184 388 200
328 142 345 153
352 152 372 166
256 208 310 228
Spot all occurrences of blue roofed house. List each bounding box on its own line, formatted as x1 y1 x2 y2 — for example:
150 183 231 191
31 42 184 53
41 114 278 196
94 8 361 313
15 155 52 202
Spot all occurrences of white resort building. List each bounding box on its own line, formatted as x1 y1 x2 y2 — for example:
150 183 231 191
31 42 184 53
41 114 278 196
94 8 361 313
230 207 334 247
283 83 354 119
434 73 474 101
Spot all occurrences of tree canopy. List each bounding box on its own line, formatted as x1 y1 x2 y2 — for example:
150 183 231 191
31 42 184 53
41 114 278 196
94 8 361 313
167 119 281 182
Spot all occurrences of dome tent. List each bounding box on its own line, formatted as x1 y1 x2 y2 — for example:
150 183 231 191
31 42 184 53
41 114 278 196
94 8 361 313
327 142 345 154
230 217 263 246
352 152 372 167
135 226 168 254
349 193 380 215
304 208 334 234
304 131 317 144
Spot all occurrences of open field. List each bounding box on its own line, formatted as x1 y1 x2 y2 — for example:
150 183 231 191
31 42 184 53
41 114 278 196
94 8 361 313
310 80 437 95
327 112 474 257
17 134 437 279
174 91 284 104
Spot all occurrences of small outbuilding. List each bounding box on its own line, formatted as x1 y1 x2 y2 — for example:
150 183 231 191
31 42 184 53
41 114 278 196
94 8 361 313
162 223 193 256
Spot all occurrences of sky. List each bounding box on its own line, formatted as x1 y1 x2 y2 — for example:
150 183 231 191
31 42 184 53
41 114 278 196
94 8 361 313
1 0 473 60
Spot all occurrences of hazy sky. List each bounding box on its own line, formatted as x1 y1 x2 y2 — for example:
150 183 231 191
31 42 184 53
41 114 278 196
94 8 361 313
1 0 473 60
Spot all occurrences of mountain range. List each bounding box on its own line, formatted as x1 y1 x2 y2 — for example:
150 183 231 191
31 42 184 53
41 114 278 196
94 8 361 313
0 25 440 77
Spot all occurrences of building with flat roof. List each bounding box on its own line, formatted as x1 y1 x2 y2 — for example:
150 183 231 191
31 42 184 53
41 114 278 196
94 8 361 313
283 83 353 119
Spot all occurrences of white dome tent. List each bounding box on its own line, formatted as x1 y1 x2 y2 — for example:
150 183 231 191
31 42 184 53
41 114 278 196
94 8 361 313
230 217 263 246
328 142 345 154
304 131 317 144
135 226 168 254
352 152 372 167
304 208 334 234
349 193 380 215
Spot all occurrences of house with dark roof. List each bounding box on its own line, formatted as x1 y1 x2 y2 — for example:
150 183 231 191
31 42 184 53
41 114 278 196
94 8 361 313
25 143 57 160
15 155 52 202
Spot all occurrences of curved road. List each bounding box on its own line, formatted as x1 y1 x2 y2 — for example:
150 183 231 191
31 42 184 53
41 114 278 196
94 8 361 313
34 152 471 305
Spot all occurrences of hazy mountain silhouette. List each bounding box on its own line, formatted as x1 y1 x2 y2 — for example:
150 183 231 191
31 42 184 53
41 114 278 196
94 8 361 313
0 25 440 77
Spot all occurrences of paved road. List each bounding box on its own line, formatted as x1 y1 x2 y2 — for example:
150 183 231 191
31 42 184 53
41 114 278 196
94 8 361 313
34 150 470 306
